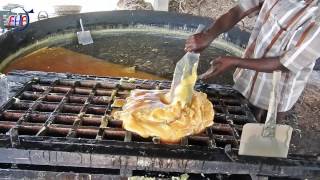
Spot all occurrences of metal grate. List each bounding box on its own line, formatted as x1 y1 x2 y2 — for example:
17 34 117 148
0 77 255 149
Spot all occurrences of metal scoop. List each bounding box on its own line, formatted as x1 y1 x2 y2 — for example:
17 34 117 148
77 18 93 45
239 71 293 158
170 24 206 105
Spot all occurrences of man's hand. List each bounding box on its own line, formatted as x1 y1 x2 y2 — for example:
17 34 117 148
199 56 289 80
199 56 238 80
185 31 214 53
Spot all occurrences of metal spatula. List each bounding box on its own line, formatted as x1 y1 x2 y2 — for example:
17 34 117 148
239 71 293 158
77 18 93 45
170 24 206 105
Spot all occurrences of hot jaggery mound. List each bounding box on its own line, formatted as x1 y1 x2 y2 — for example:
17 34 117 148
113 89 214 143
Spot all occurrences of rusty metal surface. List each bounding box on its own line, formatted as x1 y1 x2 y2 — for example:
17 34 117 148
0 168 120 180
0 70 318 179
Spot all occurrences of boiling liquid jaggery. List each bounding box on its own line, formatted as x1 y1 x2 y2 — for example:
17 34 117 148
3 47 164 80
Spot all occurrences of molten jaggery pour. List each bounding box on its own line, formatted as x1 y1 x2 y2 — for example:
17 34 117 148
114 60 214 143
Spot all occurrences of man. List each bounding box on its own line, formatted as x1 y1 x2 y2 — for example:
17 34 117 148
185 0 320 122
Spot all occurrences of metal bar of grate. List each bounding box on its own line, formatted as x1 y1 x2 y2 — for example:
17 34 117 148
67 82 99 138
96 81 120 140
36 81 78 136
0 79 37 115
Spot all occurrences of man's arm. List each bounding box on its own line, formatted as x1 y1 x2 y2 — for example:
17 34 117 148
235 57 289 73
199 56 289 80
200 23 320 80
185 5 259 52
206 5 256 41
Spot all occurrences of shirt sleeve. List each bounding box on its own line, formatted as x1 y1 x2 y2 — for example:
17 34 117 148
238 0 264 17
280 24 320 73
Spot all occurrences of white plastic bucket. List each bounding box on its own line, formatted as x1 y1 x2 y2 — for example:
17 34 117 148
146 0 169 11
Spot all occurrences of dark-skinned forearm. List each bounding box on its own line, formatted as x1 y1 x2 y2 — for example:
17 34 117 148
206 6 249 40
232 57 289 73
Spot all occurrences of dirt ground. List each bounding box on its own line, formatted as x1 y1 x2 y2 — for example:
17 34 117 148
294 84 320 132
169 0 320 155
280 84 320 155
169 0 256 31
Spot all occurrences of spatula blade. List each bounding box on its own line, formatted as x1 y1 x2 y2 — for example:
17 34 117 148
77 31 93 45
239 123 293 158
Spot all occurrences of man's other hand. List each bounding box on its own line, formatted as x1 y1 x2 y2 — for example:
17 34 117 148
199 56 238 80
185 31 214 53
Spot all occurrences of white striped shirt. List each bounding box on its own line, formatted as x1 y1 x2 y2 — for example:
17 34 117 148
233 0 320 112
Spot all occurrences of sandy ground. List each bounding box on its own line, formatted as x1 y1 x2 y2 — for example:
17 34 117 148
169 0 256 31
279 83 320 155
